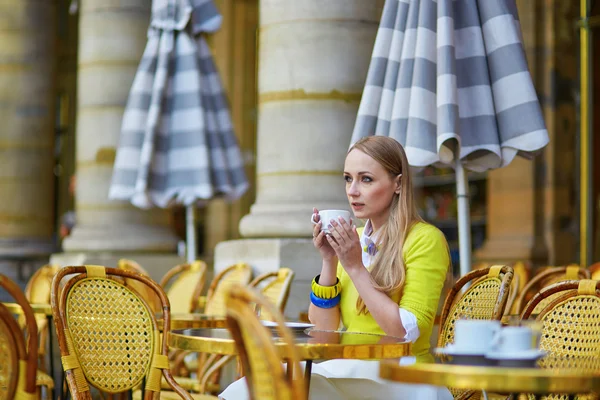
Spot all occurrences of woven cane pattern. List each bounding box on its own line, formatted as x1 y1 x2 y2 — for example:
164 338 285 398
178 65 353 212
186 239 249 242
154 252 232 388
205 268 250 316
440 277 502 347
539 296 600 371
523 295 600 400
0 318 16 400
65 278 154 392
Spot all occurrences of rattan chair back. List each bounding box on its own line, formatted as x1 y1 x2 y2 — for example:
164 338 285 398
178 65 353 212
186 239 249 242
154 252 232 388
51 265 193 400
589 262 600 281
513 265 590 316
159 261 207 314
0 304 22 400
521 280 600 400
250 268 295 321
204 263 252 316
0 274 39 399
225 284 306 400
438 265 514 348
117 259 162 314
472 261 528 316
22 264 59 365
437 266 513 400
116 258 149 275
191 268 294 395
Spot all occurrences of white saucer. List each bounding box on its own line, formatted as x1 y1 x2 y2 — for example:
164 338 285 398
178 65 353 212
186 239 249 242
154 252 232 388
261 321 315 331
485 349 546 360
434 345 487 356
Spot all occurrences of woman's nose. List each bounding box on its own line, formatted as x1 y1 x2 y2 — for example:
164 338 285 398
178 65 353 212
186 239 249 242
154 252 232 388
347 183 359 196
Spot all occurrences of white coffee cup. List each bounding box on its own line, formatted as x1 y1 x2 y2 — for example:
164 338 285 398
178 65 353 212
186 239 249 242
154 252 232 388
453 320 501 353
311 210 351 233
491 326 534 354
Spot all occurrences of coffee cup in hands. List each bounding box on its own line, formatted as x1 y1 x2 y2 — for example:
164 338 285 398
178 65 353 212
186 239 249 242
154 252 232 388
311 210 352 233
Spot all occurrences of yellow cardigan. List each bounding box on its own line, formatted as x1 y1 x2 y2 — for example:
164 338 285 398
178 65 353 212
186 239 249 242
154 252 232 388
336 221 450 360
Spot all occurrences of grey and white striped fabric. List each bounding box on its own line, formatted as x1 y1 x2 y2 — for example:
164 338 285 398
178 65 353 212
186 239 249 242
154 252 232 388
109 0 248 208
352 0 549 172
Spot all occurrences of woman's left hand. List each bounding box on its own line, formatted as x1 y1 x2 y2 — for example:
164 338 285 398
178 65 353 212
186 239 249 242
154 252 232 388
326 217 363 274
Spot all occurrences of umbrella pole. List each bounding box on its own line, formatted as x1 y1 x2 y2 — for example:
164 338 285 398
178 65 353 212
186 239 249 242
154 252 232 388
186 205 197 263
579 0 593 267
455 161 472 277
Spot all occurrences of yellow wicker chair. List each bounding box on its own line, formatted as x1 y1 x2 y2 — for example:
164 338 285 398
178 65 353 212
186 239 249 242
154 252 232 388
116 259 162 314
170 263 253 393
50 265 202 400
513 265 590 316
225 283 306 400
473 261 529 317
0 274 40 400
589 262 600 281
251 268 295 322
201 263 253 316
193 268 297 393
438 265 514 400
520 279 600 400
159 261 207 314
21 264 60 371
116 258 149 275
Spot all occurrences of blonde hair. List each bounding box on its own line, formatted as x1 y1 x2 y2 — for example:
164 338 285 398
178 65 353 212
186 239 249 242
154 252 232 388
349 136 423 314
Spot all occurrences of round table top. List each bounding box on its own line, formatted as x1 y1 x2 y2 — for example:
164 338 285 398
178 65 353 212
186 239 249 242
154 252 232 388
379 361 600 394
159 313 227 330
3 302 52 316
169 327 411 361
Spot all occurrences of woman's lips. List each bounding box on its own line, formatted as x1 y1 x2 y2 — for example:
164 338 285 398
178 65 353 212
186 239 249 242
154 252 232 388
351 203 365 210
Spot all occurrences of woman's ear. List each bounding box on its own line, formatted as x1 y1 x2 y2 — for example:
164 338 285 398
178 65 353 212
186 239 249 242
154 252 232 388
394 174 402 194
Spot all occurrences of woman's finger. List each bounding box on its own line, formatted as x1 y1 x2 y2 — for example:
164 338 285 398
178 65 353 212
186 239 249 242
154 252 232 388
327 221 346 245
335 217 354 241
313 221 322 238
326 234 340 250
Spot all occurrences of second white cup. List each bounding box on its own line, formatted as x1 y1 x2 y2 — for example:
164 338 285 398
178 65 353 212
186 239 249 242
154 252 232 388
491 326 535 354
311 210 351 233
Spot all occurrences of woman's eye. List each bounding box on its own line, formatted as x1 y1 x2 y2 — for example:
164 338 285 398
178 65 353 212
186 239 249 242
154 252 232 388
344 176 352 182
362 176 372 182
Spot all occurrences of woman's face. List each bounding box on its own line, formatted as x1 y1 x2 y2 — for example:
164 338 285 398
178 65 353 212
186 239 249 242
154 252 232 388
344 149 400 230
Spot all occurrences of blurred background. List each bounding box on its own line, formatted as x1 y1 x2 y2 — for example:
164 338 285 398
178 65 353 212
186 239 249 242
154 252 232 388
0 0 598 296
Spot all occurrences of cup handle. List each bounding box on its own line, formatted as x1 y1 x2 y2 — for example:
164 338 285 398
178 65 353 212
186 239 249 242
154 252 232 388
490 326 502 350
311 213 319 225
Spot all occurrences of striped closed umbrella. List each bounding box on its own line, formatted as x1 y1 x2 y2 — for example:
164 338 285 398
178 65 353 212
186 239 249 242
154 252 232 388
109 0 248 261
352 0 549 275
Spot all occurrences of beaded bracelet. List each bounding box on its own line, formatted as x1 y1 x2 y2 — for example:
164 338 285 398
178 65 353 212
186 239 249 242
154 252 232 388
310 291 341 309
311 275 342 300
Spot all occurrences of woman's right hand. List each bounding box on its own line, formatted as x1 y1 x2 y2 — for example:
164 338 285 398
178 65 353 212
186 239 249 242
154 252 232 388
312 207 337 261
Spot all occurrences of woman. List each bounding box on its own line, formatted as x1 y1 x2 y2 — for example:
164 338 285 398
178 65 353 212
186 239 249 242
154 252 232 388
220 136 451 399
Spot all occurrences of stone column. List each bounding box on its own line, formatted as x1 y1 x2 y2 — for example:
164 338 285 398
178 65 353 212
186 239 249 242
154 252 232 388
0 0 57 258
216 0 383 321
61 0 179 260
238 0 384 237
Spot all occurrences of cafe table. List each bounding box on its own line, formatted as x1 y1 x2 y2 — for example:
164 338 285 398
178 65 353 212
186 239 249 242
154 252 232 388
379 360 600 399
158 313 227 330
3 302 58 400
169 327 411 393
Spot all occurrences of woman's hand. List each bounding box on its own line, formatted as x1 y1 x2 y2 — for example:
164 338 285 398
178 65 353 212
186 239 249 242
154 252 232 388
312 207 337 262
326 217 363 274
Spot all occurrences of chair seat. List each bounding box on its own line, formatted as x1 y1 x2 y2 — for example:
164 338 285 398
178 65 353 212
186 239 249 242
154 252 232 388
133 389 218 399
36 369 54 389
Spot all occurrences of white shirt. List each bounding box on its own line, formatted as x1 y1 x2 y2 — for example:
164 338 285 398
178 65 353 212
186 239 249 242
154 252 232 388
359 220 420 343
